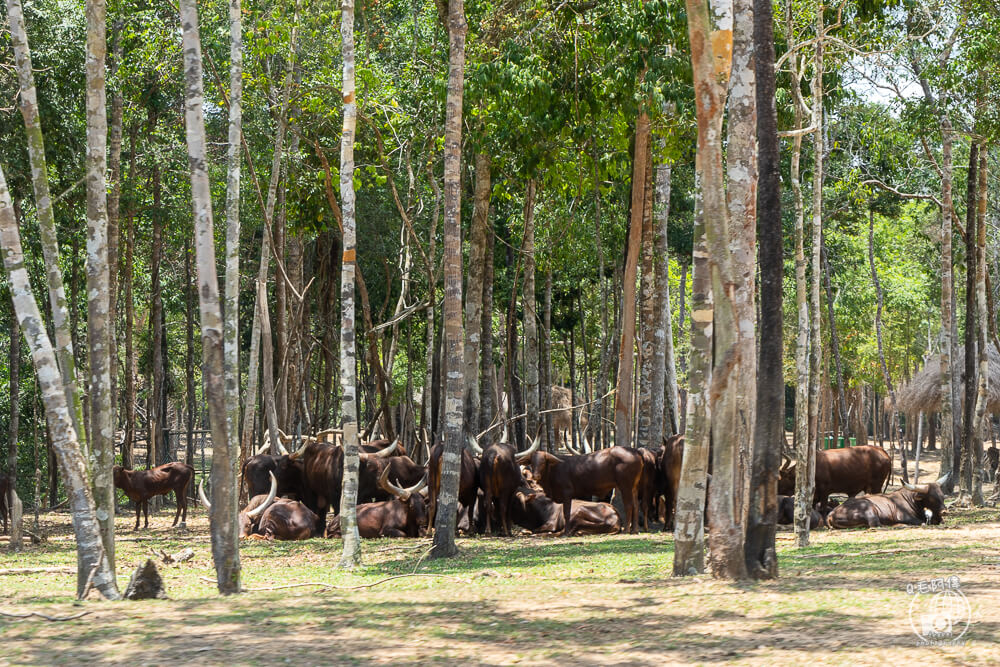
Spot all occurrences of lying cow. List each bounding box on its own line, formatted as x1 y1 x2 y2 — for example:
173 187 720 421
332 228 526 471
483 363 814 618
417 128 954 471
326 469 428 538
778 445 890 509
113 462 194 530
510 488 621 535
776 494 829 530
523 445 642 534
201 473 320 540
826 482 946 529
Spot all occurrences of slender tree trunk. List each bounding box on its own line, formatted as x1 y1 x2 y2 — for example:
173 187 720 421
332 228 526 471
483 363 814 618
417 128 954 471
969 146 988 505
430 0 467 559
151 160 168 466
654 130 678 437
870 208 898 483
8 295 23 551
960 143 979 502
523 179 540 440
5 0 86 451
179 0 240 593
0 166 119 599
822 243 847 432
745 0 781 579
337 0 363 568
592 142 609 449
107 21 123 430
938 118 956 493
616 114 650 448
123 126 137 471
480 214 496 432
85 0 115 574
185 236 196 468
543 269 554 449
638 148 657 448
423 166 440 440
224 0 243 481
464 153 490 436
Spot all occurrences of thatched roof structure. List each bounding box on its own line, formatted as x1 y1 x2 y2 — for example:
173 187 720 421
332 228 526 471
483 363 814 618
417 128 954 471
895 344 1000 415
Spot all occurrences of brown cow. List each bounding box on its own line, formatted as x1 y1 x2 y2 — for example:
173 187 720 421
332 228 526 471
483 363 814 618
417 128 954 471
326 469 428 538
658 434 684 531
472 435 539 535
113 462 194 530
637 447 660 531
426 439 479 532
201 473 319 540
523 446 642 534
827 483 946 528
510 488 621 535
778 445 891 509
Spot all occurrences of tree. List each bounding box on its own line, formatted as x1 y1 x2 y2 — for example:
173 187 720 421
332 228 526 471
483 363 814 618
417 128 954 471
430 0 468 559
0 165 119 600
178 0 240 594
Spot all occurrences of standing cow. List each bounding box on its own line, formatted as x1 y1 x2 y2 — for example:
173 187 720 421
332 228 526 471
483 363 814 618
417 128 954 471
470 435 540 535
778 445 891 509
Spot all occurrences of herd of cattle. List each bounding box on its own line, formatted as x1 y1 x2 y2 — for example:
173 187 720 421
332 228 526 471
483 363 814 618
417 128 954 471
77 434 951 542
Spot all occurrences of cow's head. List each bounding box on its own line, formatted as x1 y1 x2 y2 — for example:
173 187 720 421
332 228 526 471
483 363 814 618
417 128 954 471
379 468 429 535
112 465 126 487
202 472 277 537
904 482 946 525
777 457 795 496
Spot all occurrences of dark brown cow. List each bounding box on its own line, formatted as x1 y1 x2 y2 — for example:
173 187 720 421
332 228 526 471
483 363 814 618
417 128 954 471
201 473 319 540
776 494 824 529
326 469 428 538
358 442 423 503
657 435 684 531
827 483 946 528
242 454 305 499
778 445 891 509
524 445 642 534
637 447 660 531
426 439 479 532
472 435 539 535
510 488 621 535
113 462 194 530
0 473 9 535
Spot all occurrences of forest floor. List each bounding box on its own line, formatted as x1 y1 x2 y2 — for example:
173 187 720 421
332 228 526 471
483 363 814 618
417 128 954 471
1 455 998 666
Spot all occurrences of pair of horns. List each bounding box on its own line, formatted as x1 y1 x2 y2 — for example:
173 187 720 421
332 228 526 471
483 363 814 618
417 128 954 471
378 466 427 501
464 433 541 461
361 438 401 459
200 471 277 519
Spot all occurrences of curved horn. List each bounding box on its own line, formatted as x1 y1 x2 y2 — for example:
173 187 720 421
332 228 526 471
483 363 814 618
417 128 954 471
936 471 951 487
277 438 290 456
198 478 211 509
905 482 930 494
466 434 484 456
582 433 592 454
516 433 541 461
378 466 407 499
246 472 278 518
371 439 398 459
500 424 509 444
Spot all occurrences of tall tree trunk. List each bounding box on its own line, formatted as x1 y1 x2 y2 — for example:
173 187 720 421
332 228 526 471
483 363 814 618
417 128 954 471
480 213 496 432
151 158 168 466
592 142 609 449
960 143 979 502
0 166 119 599
179 0 240 593
804 11 824 548
185 235 196 468
431 0 467 559
653 131 677 437
337 0 363 568
638 150 657 449
464 153 490 436
822 243 847 432
123 126 137 471
870 208 898 481
8 295 23 551
968 146 988 505
745 0 782 578
85 0 115 575
673 193 710 575
107 21 123 430
938 118 956 493
523 179 540 440
678 261 688 432
5 0 86 451
616 114 650 448
423 166 440 440
542 269 554 449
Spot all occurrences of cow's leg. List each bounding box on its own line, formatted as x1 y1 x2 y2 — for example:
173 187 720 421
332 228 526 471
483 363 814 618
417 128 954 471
383 528 407 538
499 494 511 536
560 498 573 536
134 502 142 530
865 510 881 528
173 490 183 526
483 488 494 535
143 500 150 529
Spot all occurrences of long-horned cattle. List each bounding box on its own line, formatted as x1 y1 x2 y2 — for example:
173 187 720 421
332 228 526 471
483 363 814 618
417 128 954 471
778 445 891 509
427 437 480 532
113 462 194 530
522 445 642 535
826 481 946 529
201 472 319 540
327 468 429 538
472 433 540 535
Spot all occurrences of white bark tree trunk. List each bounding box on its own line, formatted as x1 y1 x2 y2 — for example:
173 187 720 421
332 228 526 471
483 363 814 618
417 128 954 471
523 179 539 441
464 153 490 436
179 0 240 593
0 165 119 600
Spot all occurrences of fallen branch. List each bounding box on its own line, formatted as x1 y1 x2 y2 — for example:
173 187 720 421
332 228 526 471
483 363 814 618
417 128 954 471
198 572 459 592
0 567 75 576
796 547 930 559
0 609 91 622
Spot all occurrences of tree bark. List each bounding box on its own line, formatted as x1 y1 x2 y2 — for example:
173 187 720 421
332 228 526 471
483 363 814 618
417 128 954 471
960 143 978 502
464 153 490 436
5 0 86 451
745 0 781 580
84 0 115 575
430 0 467 559
480 212 496 432
638 145 657 448
616 113 650 448
186 236 196 468
0 165 119 600
523 179 540 440
123 126 137 471
938 118 956 493
870 208 898 486
968 146 988 505
107 21 123 429
179 0 240 593
822 242 847 434
150 158 168 466
654 130 678 437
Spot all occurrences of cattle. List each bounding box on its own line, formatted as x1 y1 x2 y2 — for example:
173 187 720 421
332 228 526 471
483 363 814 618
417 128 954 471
658 434 684 531
523 445 642 534
827 482 946 529
242 454 305 500
986 446 999 482
357 442 423 503
637 447 661 531
426 439 479 532
778 445 891 509
326 468 428 538
0 473 8 535
510 488 621 535
201 472 319 540
471 434 539 535
776 494 824 529
113 462 194 530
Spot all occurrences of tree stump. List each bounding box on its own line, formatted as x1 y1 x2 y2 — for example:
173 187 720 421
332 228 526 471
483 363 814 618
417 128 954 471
124 559 167 600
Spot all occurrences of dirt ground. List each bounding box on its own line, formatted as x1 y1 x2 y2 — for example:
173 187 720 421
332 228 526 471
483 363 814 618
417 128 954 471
1 453 997 666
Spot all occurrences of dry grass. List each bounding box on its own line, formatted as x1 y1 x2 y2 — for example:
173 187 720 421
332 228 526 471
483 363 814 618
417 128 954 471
0 496 998 666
